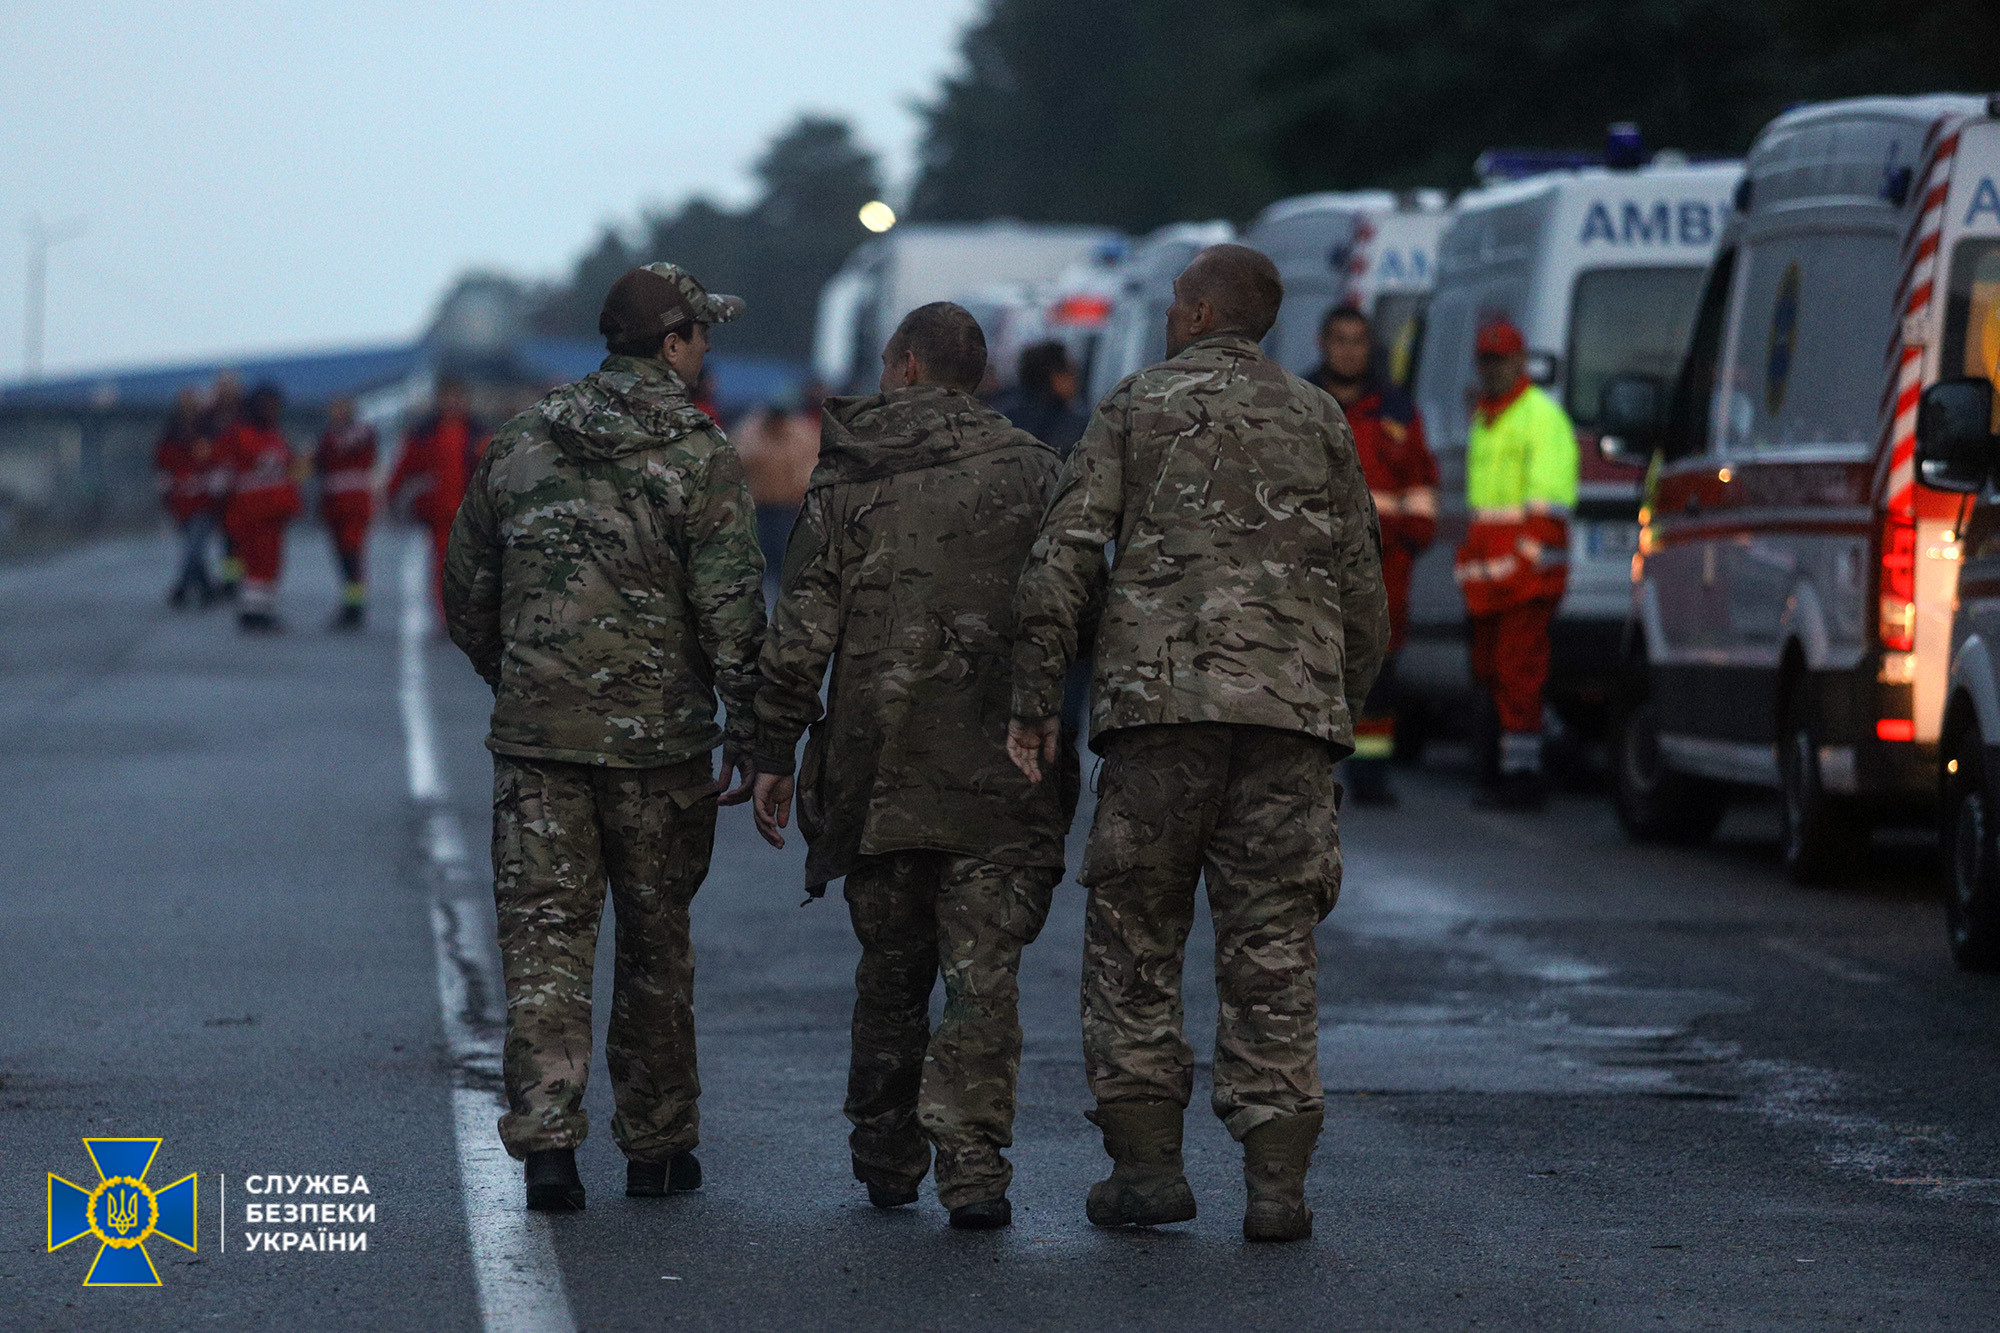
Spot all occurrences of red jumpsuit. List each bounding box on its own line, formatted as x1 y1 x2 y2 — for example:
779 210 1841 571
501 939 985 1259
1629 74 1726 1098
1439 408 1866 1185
317 422 377 607
1313 376 1439 777
155 431 217 524
389 411 482 598
220 422 303 614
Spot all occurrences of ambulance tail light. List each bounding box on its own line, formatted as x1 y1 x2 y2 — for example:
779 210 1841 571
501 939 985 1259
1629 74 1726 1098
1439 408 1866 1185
1050 295 1111 328
1879 511 1917 652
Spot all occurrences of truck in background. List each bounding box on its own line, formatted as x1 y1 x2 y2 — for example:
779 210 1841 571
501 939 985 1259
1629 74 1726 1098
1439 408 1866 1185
1402 157 1742 753
1610 95 2000 888
812 222 1123 396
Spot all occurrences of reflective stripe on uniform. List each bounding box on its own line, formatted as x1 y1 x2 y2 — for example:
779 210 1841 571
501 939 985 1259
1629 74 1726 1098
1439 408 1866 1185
1454 553 1520 585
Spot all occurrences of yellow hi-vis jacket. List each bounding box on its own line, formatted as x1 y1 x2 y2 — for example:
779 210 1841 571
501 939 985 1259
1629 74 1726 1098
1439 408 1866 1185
1456 383 1579 614
1465 382 1579 515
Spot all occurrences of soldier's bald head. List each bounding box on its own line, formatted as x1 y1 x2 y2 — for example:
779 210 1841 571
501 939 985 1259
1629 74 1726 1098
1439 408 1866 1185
1178 245 1284 341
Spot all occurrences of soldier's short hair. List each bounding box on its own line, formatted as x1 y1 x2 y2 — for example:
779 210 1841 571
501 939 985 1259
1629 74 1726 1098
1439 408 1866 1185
1182 244 1285 341
887 302 987 394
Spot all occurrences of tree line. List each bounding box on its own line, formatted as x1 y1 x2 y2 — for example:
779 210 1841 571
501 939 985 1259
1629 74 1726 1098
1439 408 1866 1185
533 0 2000 358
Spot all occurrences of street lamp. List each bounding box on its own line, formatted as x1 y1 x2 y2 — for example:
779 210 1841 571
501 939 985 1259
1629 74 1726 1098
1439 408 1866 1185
858 201 896 234
23 214 87 380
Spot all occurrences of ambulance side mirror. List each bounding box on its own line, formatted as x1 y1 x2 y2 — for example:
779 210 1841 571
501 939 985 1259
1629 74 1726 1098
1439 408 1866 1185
1916 378 1999 494
1598 373 1666 466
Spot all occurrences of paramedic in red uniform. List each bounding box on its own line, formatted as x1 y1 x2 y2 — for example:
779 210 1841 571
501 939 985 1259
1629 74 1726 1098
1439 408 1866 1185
220 382 304 633
154 388 221 608
1454 319 1579 811
1310 304 1438 805
388 378 484 602
316 396 377 630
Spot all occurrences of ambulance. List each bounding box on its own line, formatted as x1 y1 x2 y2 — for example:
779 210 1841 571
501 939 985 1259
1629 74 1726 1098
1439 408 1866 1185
1401 157 1741 748
1086 221 1236 405
1922 97 2000 966
1611 95 2000 887
812 222 1122 395
1245 192 1451 388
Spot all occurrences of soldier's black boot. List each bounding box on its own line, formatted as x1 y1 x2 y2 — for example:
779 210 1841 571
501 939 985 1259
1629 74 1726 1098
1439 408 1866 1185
864 1180 920 1209
948 1197 1012 1230
626 1152 701 1197
1085 1099 1198 1228
1241 1111 1321 1242
524 1149 585 1212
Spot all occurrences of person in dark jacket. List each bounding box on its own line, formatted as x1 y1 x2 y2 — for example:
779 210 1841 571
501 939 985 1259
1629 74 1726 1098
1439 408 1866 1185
992 341 1088 458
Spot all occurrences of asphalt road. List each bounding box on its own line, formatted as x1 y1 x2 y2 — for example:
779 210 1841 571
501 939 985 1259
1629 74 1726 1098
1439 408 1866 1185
4 527 1999 1331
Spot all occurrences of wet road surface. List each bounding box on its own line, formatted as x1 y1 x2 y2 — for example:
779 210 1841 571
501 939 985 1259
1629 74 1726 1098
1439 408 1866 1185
3 528 1997 1330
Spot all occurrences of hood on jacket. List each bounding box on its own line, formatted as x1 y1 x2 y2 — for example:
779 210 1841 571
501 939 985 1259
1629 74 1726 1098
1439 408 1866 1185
541 354 716 462
813 383 1049 488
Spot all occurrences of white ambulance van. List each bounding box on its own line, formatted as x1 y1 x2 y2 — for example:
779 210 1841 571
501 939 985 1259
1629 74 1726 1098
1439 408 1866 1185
1245 192 1451 388
1086 221 1236 405
1612 95 2000 886
812 223 1122 395
1920 98 2000 966
1402 159 1741 744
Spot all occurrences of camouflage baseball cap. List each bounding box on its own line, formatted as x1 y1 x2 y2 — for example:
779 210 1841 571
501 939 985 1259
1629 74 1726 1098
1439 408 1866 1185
599 263 745 346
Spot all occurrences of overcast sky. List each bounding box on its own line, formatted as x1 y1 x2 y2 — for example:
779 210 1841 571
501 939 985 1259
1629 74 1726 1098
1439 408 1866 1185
0 1 980 378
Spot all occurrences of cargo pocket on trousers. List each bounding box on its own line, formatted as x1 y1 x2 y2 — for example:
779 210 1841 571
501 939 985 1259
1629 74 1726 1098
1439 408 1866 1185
491 761 532 897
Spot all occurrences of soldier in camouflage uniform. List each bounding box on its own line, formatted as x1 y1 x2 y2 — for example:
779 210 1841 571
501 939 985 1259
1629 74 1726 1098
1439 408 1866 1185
751 302 1079 1231
1008 244 1388 1243
444 263 766 1212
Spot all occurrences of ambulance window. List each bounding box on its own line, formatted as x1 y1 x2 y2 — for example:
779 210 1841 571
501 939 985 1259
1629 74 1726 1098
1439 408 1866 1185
1941 239 2000 427
1716 231 1900 452
1664 250 1736 461
1565 267 1707 429
1413 289 1475 453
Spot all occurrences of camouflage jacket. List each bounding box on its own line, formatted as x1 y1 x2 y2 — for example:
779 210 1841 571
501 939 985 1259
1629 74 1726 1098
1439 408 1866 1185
753 384 1078 886
444 355 766 768
1012 333 1388 754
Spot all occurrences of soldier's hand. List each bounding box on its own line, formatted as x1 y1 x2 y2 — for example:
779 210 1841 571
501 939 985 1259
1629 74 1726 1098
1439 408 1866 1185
716 751 756 806
752 773 794 849
1007 716 1061 784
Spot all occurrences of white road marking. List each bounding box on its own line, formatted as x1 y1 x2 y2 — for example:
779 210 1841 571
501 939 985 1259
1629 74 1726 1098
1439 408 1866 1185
399 533 576 1333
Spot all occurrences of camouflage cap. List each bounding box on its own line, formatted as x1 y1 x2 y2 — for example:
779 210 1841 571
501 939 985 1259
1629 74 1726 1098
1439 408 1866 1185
599 263 745 346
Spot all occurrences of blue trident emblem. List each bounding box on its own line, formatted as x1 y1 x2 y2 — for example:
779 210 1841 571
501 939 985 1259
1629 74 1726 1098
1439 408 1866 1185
48 1139 197 1286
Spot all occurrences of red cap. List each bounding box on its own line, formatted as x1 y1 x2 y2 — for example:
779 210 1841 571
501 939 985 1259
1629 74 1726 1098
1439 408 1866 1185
1475 319 1525 357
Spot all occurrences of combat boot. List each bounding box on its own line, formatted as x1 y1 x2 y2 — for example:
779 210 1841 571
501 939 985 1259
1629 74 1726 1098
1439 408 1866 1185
625 1152 701 1197
948 1197 1012 1230
523 1148 585 1212
1241 1111 1321 1242
1084 1099 1198 1228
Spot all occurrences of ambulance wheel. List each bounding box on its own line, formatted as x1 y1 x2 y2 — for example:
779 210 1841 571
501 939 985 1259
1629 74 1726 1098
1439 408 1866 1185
1613 697 1729 844
1778 693 1867 885
1944 733 2000 973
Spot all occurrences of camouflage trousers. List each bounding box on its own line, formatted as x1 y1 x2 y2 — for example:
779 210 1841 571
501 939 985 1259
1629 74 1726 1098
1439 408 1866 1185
490 753 717 1161
843 851 1059 1209
1080 723 1341 1141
